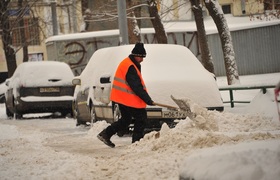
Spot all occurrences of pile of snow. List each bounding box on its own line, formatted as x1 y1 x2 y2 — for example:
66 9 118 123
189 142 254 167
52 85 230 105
245 90 279 122
180 140 280 180
86 88 280 179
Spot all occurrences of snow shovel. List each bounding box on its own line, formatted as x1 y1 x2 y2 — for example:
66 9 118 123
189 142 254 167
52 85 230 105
153 95 196 119
153 102 179 110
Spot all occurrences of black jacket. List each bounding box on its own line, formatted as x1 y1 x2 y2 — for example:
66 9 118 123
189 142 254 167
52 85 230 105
125 55 153 105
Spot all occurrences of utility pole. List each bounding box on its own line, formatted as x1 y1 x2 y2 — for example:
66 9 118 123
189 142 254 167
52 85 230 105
51 1 58 35
117 0 129 45
72 0 77 32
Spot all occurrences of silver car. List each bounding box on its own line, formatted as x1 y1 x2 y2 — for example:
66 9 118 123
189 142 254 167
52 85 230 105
72 44 224 130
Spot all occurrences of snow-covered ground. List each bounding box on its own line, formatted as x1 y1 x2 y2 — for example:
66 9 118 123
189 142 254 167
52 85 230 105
0 73 280 180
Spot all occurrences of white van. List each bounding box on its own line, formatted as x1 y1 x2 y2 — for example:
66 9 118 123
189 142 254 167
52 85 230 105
72 44 223 129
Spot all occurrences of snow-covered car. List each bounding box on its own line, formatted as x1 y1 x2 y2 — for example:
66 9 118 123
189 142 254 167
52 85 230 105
5 61 75 118
72 44 224 129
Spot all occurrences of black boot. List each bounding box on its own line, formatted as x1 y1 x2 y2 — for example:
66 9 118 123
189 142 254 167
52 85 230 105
97 129 115 148
132 132 144 143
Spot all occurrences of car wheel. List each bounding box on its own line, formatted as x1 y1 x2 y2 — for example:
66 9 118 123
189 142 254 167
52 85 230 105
5 105 13 118
76 118 87 126
72 101 77 119
90 105 96 124
113 104 121 122
61 111 72 118
13 98 22 119
15 112 22 119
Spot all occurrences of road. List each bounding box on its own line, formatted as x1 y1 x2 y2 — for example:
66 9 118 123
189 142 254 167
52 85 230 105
1 102 280 180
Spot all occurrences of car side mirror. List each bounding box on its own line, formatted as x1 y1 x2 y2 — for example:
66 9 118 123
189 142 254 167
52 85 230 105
72 78 81 85
100 76 111 84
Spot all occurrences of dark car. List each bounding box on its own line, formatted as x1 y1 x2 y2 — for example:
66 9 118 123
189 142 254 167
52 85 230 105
72 44 224 130
0 82 7 103
5 61 75 118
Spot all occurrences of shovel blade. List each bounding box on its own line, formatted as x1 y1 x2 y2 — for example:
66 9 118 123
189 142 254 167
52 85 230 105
171 95 196 119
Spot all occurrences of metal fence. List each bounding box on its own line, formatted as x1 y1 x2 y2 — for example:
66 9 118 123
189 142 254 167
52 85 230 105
207 24 280 76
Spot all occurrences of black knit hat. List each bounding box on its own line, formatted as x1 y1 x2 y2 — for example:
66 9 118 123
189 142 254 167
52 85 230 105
131 42 146 57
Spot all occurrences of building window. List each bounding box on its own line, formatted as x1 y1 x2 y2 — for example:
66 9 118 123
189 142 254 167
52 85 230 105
222 5 231 14
264 0 280 10
10 17 40 46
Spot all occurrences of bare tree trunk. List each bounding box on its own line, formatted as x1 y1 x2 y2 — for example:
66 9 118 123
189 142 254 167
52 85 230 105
0 0 17 77
133 1 142 28
18 0 28 62
127 0 141 44
190 0 215 74
147 0 167 44
204 0 240 85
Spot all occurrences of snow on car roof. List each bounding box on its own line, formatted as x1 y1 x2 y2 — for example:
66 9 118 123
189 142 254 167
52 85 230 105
79 44 222 107
81 44 210 81
10 61 74 87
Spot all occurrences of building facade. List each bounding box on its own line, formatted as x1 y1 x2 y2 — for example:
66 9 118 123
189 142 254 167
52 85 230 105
0 0 83 82
0 0 277 83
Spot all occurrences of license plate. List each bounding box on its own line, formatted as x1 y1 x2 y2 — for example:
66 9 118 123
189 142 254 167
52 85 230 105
40 87 60 93
162 111 188 118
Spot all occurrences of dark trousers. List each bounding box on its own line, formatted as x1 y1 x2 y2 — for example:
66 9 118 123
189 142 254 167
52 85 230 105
106 103 147 143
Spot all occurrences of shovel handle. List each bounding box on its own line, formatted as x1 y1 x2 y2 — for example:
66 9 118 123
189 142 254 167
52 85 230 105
153 102 178 110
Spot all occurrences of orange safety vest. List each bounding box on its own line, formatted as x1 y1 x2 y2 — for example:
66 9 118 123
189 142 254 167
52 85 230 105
110 57 147 108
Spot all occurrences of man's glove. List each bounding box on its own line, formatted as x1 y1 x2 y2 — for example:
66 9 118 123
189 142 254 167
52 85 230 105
147 100 155 106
